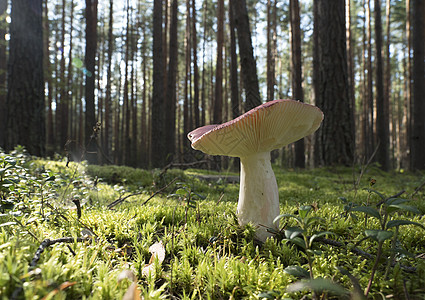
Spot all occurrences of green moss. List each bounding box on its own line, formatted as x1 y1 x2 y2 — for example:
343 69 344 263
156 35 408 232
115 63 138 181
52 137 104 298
1 150 425 299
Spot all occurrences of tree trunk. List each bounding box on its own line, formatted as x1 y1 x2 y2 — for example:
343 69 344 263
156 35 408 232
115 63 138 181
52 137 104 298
230 0 261 111
314 0 354 166
192 0 200 128
6 0 45 156
214 0 224 124
266 0 276 102
374 0 390 170
151 0 165 167
290 0 305 168
0 2 7 148
165 0 178 163
104 0 113 160
84 0 98 163
411 0 425 170
42 0 55 154
229 2 240 120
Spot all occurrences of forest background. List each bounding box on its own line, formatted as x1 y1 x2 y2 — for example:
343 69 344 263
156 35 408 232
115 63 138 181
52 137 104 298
0 0 424 171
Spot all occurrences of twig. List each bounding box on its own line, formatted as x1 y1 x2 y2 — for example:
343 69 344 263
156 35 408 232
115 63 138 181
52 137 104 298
158 160 209 178
142 178 179 206
411 180 425 198
30 237 90 268
107 177 179 209
10 237 90 300
403 279 411 300
353 143 380 198
376 190 406 207
107 191 146 209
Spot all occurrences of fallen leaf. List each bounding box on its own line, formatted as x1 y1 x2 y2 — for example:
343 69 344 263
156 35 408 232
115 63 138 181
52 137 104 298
118 269 141 300
41 281 76 300
142 241 165 277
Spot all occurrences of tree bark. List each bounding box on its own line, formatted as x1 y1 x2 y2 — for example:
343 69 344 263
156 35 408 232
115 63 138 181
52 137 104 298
6 0 45 156
214 0 224 124
0 2 8 148
192 0 200 128
151 0 165 167
290 0 305 168
84 0 98 163
411 0 425 170
375 0 390 170
230 0 261 111
314 0 354 166
164 0 178 163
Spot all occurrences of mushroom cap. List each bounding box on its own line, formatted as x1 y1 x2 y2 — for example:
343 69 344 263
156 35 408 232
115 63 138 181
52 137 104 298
187 99 323 158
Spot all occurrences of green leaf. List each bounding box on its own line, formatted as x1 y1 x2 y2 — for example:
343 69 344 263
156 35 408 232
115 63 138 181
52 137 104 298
387 204 420 215
44 175 56 182
190 191 206 200
287 236 306 249
299 205 312 219
284 227 304 239
287 278 348 295
365 229 393 243
351 206 381 219
0 222 17 227
274 214 300 225
385 198 409 206
175 188 188 196
309 231 336 246
365 189 386 200
257 290 281 299
305 216 326 228
284 265 309 278
387 219 425 230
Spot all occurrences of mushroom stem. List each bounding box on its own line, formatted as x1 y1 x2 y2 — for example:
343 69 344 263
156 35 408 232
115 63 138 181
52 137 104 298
237 152 279 241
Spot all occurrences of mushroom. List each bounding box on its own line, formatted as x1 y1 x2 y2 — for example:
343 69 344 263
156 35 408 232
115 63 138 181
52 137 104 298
187 99 323 241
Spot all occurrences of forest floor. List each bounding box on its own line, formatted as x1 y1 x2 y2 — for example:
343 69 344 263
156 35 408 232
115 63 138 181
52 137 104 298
1 149 425 299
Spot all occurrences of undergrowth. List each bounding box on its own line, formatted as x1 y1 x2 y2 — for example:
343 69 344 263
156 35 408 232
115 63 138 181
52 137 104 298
1 147 424 299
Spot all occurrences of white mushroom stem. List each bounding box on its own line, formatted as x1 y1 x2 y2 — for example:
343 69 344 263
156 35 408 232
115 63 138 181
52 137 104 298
237 151 279 241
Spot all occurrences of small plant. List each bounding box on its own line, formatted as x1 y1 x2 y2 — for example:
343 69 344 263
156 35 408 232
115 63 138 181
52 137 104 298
168 182 206 223
340 181 425 297
274 205 343 298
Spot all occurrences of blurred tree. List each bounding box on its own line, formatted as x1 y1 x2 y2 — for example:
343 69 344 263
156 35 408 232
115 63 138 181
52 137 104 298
411 0 425 170
6 0 45 156
84 0 98 163
0 1 7 148
151 0 165 167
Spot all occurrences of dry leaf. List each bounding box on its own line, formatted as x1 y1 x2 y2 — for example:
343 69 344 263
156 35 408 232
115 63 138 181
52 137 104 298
117 269 137 283
142 241 165 277
41 281 76 300
118 269 141 300
122 282 141 300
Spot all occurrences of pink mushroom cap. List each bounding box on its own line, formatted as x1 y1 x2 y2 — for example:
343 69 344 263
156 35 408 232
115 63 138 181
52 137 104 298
188 99 324 157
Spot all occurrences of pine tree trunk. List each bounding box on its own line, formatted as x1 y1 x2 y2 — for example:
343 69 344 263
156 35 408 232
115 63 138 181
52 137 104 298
214 0 224 124
84 0 98 163
0 2 8 148
411 0 425 170
151 0 165 167
192 0 200 128
375 0 390 170
6 0 45 156
230 0 261 111
104 0 113 160
290 0 305 168
164 0 178 163
314 0 354 166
